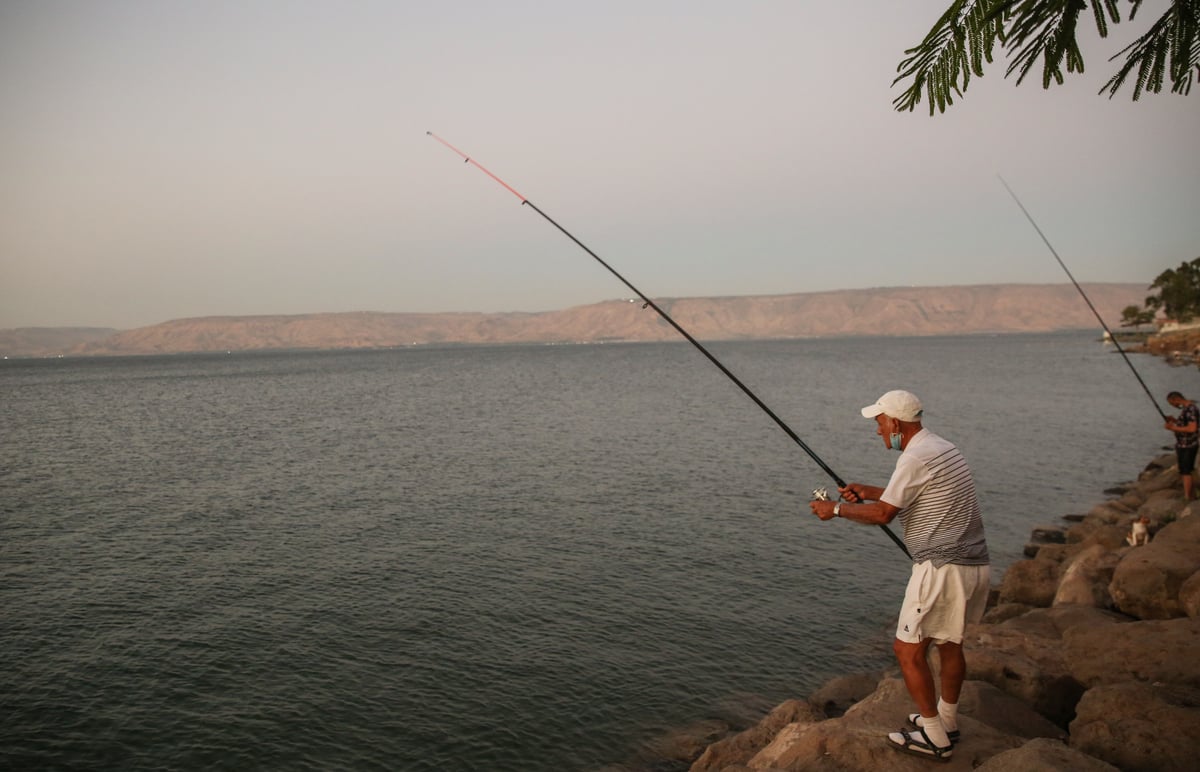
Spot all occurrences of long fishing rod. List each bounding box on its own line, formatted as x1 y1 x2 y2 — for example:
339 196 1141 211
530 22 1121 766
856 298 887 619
999 176 1168 421
428 131 911 559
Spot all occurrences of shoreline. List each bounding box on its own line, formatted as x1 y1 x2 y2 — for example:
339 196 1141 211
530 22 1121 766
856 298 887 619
664 453 1200 771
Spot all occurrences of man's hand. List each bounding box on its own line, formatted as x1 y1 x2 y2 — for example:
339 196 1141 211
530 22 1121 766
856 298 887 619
839 483 869 503
809 500 837 521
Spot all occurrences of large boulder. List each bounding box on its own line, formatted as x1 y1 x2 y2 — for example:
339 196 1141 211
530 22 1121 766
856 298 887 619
689 699 823 772
1137 487 1188 524
974 737 1118 771
1118 485 1147 508
982 602 1035 624
1073 501 1135 532
1029 526 1066 544
1062 616 1200 689
807 672 883 719
743 678 1057 771
963 607 1131 727
1069 682 1200 772
1053 544 1120 609
645 718 731 767
1109 516 1200 619
1066 519 1130 549
998 557 1060 608
1137 453 1178 482
1136 459 1179 493
1180 570 1200 618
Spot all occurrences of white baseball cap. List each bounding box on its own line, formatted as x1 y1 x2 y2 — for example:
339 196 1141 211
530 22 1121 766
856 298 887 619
861 390 924 422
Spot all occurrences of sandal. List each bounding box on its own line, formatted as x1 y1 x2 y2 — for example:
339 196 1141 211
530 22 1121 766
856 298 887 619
907 713 960 745
887 727 954 762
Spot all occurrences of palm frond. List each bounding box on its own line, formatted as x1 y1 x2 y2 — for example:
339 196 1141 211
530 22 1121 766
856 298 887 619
1002 1 1091 87
1101 1 1200 98
892 1 1008 115
893 0 1198 111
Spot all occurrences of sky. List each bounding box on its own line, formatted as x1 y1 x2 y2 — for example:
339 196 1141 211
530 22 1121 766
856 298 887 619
2 0 1197 330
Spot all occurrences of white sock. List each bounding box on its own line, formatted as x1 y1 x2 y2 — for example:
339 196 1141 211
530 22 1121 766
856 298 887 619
917 714 951 748
937 697 959 732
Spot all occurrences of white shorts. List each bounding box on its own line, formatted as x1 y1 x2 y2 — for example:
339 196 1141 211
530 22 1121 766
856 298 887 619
895 561 990 645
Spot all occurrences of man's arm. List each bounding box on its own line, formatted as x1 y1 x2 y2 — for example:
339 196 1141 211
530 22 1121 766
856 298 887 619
810 498 900 525
841 500 901 525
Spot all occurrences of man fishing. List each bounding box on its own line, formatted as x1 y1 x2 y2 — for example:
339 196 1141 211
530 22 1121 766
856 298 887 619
809 390 990 762
1165 391 1199 500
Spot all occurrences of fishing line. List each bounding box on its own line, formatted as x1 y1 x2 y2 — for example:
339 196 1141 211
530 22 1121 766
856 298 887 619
428 132 910 559
999 176 1168 421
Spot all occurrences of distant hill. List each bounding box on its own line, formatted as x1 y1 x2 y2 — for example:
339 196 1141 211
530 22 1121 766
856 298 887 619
0 327 120 358
0 283 1145 358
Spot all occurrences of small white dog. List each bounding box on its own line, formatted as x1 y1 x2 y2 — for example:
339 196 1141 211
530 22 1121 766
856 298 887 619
1126 516 1150 546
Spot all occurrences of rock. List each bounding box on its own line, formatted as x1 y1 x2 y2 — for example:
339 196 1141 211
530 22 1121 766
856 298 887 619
964 607 1131 726
1052 544 1119 609
1063 617 1200 689
807 672 883 719
1070 682 1200 772
981 603 1033 624
998 557 1059 608
1061 513 1087 522
1139 453 1177 479
1024 528 1070 558
689 699 822 772
974 737 1118 771
1180 570 1200 618
953 680 1066 742
1118 487 1147 509
744 679 1057 771
1109 516 1200 619
1067 519 1128 548
1137 487 1187 524
1029 526 1066 544
1078 523 1130 551
1079 501 1135 529
645 718 731 765
1136 460 1180 494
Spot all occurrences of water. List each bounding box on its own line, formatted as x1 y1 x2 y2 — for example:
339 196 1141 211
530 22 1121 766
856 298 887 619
2 333 1191 771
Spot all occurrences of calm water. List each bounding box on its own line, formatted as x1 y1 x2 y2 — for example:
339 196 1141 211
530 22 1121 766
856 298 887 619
1 333 1190 771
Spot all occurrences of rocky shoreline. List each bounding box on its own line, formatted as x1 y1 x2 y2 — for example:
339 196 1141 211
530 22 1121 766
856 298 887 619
669 453 1200 771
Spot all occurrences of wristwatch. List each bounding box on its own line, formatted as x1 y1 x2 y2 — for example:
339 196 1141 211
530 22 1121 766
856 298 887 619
833 502 842 517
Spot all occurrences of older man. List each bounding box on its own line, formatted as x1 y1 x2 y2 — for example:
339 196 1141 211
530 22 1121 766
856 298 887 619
809 390 989 762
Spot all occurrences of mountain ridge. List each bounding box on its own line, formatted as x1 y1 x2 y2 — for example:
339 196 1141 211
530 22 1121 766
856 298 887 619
1 283 1144 358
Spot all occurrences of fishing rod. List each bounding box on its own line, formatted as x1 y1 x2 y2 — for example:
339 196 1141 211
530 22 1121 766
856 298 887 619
998 176 1168 421
429 132 911 559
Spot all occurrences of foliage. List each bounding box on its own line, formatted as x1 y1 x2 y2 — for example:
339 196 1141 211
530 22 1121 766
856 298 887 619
1145 257 1200 322
1119 304 1157 326
893 0 1200 114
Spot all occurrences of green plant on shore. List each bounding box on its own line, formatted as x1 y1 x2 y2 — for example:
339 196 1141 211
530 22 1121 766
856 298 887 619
1145 258 1200 323
1121 305 1157 328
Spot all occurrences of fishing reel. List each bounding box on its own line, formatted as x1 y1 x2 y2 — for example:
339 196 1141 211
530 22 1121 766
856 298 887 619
811 487 830 502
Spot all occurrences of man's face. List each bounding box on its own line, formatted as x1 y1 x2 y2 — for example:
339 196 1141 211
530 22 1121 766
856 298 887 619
1169 396 1185 410
875 414 893 448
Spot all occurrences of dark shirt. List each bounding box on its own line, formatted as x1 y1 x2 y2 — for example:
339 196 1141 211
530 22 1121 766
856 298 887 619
1175 403 1199 448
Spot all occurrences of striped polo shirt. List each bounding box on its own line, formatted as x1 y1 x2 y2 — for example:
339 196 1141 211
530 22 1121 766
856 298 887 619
880 429 989 567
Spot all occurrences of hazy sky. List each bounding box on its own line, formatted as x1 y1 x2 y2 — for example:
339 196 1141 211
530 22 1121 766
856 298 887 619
2 1 1197 329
